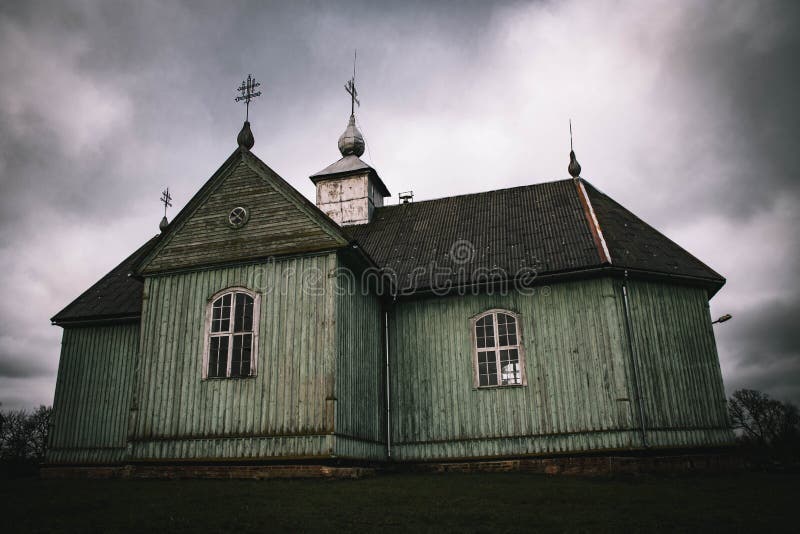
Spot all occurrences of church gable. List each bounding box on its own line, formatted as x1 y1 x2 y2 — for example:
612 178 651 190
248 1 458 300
139 150 349 274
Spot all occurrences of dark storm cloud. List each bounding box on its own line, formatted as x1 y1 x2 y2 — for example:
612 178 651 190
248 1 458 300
657 0 800 217
0 0 798 410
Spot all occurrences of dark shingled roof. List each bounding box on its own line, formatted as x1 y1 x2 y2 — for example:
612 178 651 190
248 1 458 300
53 177 724 325
348 178 724 293
51 236 160 325
582 181 724 282
348 179 601 291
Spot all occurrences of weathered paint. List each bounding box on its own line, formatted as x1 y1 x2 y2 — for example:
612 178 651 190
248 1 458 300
315 172 384 226
130 254 340 461
48 324 139 464
335 279 386 459
141 156 346 274
624 279 732 446
388 277 732 461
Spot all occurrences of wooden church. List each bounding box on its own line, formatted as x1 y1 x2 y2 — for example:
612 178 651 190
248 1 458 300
47 75 733 475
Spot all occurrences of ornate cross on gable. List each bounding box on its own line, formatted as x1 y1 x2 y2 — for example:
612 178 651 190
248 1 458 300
235 74 262 121
344 50 360 115
160 188 172 217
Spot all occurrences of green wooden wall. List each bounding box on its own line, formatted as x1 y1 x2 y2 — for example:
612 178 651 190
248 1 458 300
625 279 732 448
335 283 385 460
388 277 732 461
48 324 139 464
131 254 340 461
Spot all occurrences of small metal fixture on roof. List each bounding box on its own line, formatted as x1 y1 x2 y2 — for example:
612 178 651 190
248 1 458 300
568 119 582 178
159 187 172 232
399 191 414 204
235 74 262 150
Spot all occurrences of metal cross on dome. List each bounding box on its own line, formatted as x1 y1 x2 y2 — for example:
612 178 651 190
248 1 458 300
344 50 360 115
160 188 172 217
235 74 262 121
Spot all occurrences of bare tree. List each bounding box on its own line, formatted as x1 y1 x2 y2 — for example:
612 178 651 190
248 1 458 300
728 389 800 461
0 405 52 463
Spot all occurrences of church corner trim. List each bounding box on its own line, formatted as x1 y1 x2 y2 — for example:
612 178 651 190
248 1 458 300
574 178 612 265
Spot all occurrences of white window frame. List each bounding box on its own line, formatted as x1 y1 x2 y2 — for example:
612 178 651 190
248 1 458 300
470 309 527 388
202 286 261 380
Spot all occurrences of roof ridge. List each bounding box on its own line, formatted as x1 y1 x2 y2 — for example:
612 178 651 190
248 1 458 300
575 178 612 264
581 180 725 285
374 178 577 210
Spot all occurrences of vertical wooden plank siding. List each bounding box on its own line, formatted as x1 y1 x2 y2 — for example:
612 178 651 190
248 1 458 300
130 253 338 461
625 279 733 448
47 324 139 464
334 277 386 460
388 277 732 461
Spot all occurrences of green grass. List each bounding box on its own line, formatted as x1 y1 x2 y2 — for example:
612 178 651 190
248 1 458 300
1 471 797 533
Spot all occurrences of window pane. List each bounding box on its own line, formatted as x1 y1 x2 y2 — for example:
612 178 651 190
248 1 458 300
241 333 252 376
500 348 521 385
208 335 229 378
231 334 242 377
230 333 253 377
475 315 495 348
234 293 254 333
497 313 517 346
211 298 224 333
477 351 498 386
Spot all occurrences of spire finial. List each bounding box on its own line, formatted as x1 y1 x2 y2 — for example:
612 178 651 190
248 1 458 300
235 74 261 149
344 50 360 117
339 51 365 157
568 119 582 178
159 187 172 232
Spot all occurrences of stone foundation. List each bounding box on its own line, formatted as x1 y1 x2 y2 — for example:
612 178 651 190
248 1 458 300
409 452 743 476
41 452 741 479
41 464 375 480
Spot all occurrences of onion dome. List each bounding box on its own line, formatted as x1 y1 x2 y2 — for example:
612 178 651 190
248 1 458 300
237 121 255 150
159 216 169 232
568 150 582 178
338 114 365 157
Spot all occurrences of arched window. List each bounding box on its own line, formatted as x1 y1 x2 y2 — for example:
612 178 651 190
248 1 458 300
472 310 526 388
203 287 260 379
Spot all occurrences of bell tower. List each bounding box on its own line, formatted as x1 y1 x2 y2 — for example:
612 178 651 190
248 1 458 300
310 55 390 226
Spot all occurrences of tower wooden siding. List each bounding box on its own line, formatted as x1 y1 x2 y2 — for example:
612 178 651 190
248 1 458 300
47 324 139 465
388 277 733 461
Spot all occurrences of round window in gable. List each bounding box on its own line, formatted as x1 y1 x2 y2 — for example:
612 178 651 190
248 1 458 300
228 206 249 228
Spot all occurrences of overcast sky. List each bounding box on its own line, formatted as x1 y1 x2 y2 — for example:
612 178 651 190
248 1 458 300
1 0 798 411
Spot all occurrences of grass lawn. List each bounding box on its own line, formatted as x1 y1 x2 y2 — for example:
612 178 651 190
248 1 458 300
1 471 797 533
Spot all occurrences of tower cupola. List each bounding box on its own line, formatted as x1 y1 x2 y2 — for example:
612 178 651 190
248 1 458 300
309 58 390 226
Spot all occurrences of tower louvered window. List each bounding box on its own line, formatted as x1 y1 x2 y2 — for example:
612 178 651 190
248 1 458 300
203 288 259 379
472 310 526 388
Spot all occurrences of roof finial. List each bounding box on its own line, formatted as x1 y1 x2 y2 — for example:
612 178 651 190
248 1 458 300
568 119 582 178
235 74 262 149
345 50 360 117
159 187 172 232
339 51 365 157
